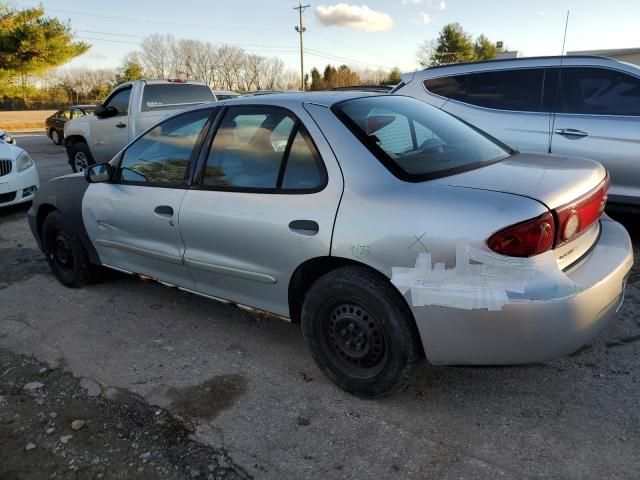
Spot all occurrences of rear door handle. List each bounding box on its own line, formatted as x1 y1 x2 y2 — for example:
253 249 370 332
116 122 127 129
554 128 588 138
154 205 174 217
289 220 319 236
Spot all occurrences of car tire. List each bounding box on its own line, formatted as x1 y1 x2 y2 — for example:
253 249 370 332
68 142 95 173
42 211 101 287
301 266 422 397
51 128 63 145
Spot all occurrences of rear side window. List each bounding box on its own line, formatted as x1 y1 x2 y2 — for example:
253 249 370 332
333 95 511 181
466 69 544 111
424 75 467 102
559 67 640 116
142 84 215 112
202 106 325 191
426 69 546 112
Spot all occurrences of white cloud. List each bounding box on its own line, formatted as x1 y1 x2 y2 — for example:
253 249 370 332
438 1 447 11
401 0 423 4
316 4 394 32
419 11 432 24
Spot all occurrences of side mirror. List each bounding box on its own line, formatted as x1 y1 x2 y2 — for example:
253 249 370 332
85 163 114 183
94 105 118 118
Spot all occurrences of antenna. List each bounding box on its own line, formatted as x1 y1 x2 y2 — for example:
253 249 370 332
561 10 570 56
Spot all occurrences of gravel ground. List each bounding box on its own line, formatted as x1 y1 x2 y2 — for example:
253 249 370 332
0 134 639 479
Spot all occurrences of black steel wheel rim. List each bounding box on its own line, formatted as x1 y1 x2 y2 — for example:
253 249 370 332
322 301 387 378
51 230 74 273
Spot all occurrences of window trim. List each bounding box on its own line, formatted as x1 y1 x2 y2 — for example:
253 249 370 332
554 65 640 118
190 104 328 195
112 107 219 189
331 95 515 183
423 67 551 115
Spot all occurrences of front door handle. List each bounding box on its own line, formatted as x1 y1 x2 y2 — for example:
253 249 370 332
154 205 174 217
554 128 588 138
289 220 319 236
116 122 127 129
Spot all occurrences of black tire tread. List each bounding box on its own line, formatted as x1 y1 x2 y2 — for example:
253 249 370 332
301 265 421 398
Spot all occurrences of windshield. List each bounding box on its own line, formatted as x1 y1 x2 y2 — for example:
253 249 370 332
332 95 512 181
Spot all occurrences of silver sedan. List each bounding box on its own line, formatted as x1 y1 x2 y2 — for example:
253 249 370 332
28 93 633 397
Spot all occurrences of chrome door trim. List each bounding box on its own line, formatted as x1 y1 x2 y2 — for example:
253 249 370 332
183 258 277 284
94 239 183 265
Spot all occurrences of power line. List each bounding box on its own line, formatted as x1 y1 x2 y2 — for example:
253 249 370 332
305 48 393 70
306 31 385 61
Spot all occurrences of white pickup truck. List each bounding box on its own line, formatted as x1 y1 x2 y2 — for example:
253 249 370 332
63 79 218 172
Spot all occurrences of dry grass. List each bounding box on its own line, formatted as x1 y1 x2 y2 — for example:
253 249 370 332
0 110 56 131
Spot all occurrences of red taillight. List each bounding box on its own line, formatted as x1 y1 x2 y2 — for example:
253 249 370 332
488 211 555 257
488 175 610 257
555 175 610 246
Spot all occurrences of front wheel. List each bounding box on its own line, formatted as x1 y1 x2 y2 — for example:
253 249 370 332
301 266 422 397
51 129 63 145
68 142 94 173
42 211 100 287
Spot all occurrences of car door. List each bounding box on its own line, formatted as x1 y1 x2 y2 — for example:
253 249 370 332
550 66 640 205
82 108 215 288
179 104 343 317
434 67 554 153
52 109 68 131
90 86 132 163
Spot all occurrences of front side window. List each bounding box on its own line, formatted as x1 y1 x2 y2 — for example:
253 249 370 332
465 69 544 112
119 109 211 185
333 95 512 181
141 84 215 112
58 109 71 120
559 67 640 116
202 107 325 191
105 88 131 116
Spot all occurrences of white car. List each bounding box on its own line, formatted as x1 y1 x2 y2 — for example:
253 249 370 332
0 140 39 207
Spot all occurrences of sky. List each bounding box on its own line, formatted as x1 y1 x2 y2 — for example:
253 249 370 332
12 0 640 74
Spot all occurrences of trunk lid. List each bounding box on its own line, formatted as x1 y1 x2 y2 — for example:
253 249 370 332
434 153 609 270
433 152 607 210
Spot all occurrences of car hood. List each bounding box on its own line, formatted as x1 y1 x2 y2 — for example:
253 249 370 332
0 141 22 159
432 153 607 210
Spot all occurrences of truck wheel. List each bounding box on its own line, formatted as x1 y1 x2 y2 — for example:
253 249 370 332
68 142 95 173
51 129 63 145
41 211 101 287
301 266 422 398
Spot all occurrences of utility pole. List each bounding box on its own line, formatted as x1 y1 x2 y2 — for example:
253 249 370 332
294 3 310 91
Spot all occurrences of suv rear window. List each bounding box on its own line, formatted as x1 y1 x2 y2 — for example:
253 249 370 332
333 95 512 181
141 84 215 112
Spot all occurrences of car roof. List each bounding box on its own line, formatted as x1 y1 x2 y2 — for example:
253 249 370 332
408 55 640 78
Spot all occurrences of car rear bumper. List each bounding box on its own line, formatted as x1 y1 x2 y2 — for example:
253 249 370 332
0 167 40 207
413 217 633 365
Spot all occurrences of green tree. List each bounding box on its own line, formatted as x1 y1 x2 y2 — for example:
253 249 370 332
474 34 497 61
0 4 89 84
116 61 144 84
417 23 497 67
309 67 324 91
385 67 402 85
323 64 338 88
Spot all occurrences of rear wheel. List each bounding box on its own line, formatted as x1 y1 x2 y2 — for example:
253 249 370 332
51 128 63 145
42 211 100 287
301 266 421 397
68 142 94 173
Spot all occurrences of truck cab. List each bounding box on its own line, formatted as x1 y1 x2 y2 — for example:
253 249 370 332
64 79 216 172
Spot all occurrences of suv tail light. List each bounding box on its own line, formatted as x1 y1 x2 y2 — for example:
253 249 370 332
488 176 610 257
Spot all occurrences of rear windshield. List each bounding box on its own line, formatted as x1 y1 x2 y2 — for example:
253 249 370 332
332 95 512 181
142 84 215 112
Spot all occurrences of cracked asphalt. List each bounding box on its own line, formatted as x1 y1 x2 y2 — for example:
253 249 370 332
0 133 639 479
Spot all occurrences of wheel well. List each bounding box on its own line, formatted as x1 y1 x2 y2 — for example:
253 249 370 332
36 204 58 243
64 135 86 149
288 256 402 324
